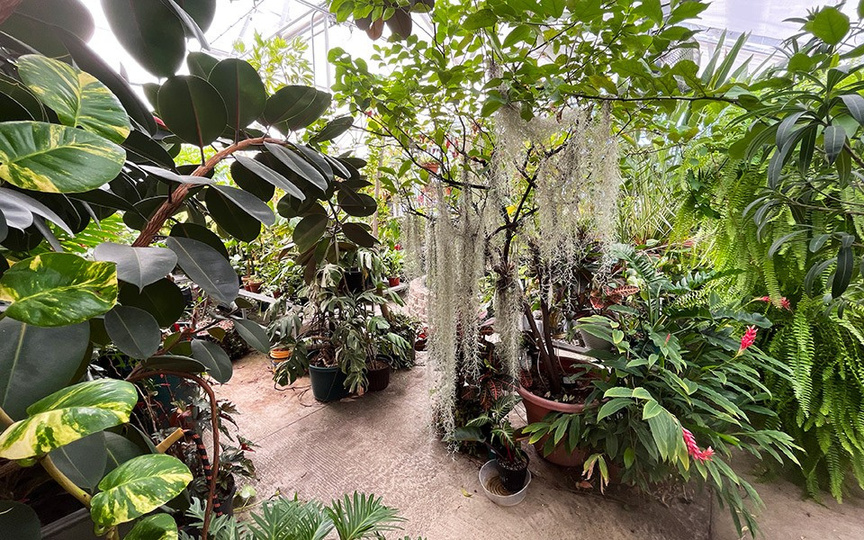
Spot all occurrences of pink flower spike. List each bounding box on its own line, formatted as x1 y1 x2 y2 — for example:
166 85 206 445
738 326 757 354
682 427 714 463
757 296 771 303
780 297 792 311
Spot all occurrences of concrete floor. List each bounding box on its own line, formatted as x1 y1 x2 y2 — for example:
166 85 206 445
217 352 864 539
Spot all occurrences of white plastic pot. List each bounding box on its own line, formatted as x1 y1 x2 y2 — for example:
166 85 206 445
479 459 531 506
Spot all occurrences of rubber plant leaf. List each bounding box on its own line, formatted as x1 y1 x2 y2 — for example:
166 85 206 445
94 243 177 292
90 454 192 528
0 121 125 193
0 253 118 327
17 54 131 143
0 379 137 460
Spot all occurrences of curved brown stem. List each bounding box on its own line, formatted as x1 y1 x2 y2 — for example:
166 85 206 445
132 137 283 247
126 370 220 540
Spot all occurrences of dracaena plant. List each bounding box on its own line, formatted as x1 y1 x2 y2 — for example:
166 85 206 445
0 1 375 538
524 246 800 536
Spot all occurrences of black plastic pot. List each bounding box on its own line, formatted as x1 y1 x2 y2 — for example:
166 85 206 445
344 269 366 293
309 364 350 402
497 456 529 493
366 356 391 392
213 474 238 517
41 509 132 540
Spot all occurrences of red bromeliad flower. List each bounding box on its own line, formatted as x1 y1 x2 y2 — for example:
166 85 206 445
757 295 792 311
738 326 757 354
682 427 714 463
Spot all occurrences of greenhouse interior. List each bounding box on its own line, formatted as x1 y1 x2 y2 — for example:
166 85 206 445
1 0 864 539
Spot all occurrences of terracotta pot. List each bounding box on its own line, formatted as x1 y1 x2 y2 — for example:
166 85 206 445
517 386 591 467
244 281 262 293
387 276 401 287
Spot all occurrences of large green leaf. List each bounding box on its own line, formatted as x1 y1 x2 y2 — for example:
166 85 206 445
166 237 239 305
14 0 95 41
805 7 850 45
100 0 186 78
230 158 275 202
0 501 41 540
90 454 192 528
0 318 90 420
232 318 270 353
104 432 143 476
341 223 377 248
312 116 353 143
203 187 262 242
0 253 117 327
125 514 179 540
191 339 233 383
157 76 227 147
208 59 267 130
49 431 107 491
265 142 328 191
337 188 377 217
233 155 306 200
170 223 229 259
175 0 217 31
0 379 137 460
18 54 131 144
139 355 206 374
94 243 178 291
211 185 275 226
293 213 328 251
118 279 186 328
263 85 319 125
105 305 162 359
0 121 125 193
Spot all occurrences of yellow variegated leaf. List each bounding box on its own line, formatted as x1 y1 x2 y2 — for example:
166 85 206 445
0 253 117 327
91 454 192 528
18 55 131 144
18 54 132 144
0 121 125 193
0 379 137 460
124 514 178 540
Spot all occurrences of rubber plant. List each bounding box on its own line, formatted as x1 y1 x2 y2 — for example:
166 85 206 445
0 1 372 538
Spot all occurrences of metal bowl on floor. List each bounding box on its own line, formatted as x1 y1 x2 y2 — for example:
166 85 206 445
479 459 531 506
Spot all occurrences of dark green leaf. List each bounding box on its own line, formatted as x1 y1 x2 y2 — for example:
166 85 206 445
824 124 846 164
118 279 186 328
312 116 353 143
204 186 262 242
170 223 229 259
191 339 232 383
232 318 270 353
105 305 161 358
49 432 107 491
463 8 497 30
841 94 864 125
265 142 328 191
186 51 219 79
230 159 275 202
0 501 41 540
293 213 328 251
100 0 186 78
833 245 853 298
342 222 377 247
139 355 206 374
337 188 377 217
208 59 267 130
94 243 177 291
157 76 227 147
233 155 305 200
103 432 144 476
211 185 275 226
0 318 89 420
166 237 239 305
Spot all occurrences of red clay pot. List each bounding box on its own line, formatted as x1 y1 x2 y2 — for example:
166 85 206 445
388 276 401 287
517 386 591 467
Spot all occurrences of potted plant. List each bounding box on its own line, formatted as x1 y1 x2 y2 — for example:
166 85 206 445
378 312 417 370
382 247 404 287
455 395 530 497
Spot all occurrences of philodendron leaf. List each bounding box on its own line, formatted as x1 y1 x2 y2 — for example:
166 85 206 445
0 318 90 420
94 243 178 291
0 121 125 193
0 379 137 460
124 514 179 540
0 253 118 327
166 237 239 305
18 54 131 144
104 305 161 359
90 454 192 529
190 339 232 383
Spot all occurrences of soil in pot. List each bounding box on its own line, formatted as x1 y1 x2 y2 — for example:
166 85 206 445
497 455 529 493
309 364 349 402
366 356 391 392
